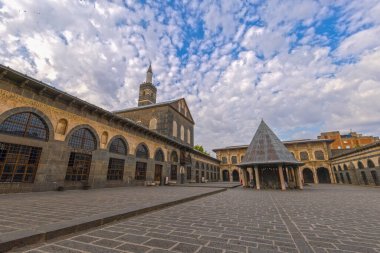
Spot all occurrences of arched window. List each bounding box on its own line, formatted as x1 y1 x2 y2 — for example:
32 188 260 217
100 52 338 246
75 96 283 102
173 121 177 137
358 161 364 169
154 149 165 162
300 151 309 161
68 128 96 151
180 125 184 141
0 112 49 141
136 144 149 159
222 157 227 164
231 156 237 164
367 159 375 168
314 150 324 160
149 118 157 130
109 138 127 155
171 151 178 163
187 129 191 144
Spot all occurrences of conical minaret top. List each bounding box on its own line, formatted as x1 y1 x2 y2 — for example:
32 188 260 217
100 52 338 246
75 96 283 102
146 64 153 83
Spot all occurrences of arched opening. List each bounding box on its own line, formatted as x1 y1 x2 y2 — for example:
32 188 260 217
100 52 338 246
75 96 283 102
367 159 375 168
317 167 331 183
107 138 128 181
0 112 49 183
314 150 325 160
343 164 348 171
149 118 157 130
135 143 149 181
338 165 342 171
302 168 314 184
358 161 364 169
66 128 97 182
371 171 380 186
154 149 164 183
346 172 352 184
195 162 200 183
170 151 178 181
232 170 239 182
0 112 49 141
300 151 309 161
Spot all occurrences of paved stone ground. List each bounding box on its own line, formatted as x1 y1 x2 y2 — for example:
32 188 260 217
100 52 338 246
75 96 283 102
0 186 220 237
180 182 241 188
16 184 380 253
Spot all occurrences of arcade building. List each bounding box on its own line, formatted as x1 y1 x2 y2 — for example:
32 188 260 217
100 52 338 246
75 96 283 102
0 64 220 193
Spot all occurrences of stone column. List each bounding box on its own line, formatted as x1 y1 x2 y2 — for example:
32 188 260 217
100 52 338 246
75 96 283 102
313 168 319 184
296 167 303 189
285 167 290 182
254 166 260 190
248 167 254 187
242 168 248 187
278 165 286 190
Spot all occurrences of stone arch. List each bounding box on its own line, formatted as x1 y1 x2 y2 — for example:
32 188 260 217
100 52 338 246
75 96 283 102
173 121 177 137
154 148 165 162
135 143 150 159
108 136 128 155
300 151 309 161
171 150 179 163
317 167 331 183
302 168 314 183
314 150 325 160
149 118 157 130
0 106 54 141
367 159 375 168
107 135 129 154
65 124 100 149
232 170 240 182
358 161 365 169
101 131 109 147
56 118 68 135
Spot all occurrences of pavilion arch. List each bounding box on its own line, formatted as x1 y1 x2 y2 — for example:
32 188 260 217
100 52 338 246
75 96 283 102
56 118 68 135
358 161 365 169
154 148 165 162
367 159 375 168
302 167 314 183
135 143 150 159
65 124 100 148
0 106 54 141
108 135 128 155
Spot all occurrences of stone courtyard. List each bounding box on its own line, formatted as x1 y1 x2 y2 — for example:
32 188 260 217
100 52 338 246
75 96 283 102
7 184 380 253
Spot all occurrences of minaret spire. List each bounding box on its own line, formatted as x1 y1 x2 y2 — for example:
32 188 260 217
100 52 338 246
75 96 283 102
146 63 153 83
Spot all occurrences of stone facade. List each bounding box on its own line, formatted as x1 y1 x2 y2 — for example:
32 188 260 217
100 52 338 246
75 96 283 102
330 142 380 186
213 139 335 185
0 65 220 193
318 130 379 149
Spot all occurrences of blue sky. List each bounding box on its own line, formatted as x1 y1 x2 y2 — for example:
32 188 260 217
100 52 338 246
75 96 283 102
1 0 380 153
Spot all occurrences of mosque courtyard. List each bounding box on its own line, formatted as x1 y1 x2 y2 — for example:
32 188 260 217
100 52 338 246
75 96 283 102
5 184 380 253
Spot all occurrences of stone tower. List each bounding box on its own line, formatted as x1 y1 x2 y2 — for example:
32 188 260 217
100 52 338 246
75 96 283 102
138 64 157 107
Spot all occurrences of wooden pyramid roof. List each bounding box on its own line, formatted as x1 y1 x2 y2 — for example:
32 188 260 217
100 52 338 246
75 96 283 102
240 120 302 166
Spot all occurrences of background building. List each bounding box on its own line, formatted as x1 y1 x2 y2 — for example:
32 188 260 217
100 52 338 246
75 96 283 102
318 131 379 150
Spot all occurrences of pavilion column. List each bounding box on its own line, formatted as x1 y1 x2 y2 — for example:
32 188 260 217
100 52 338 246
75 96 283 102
278 165 286 190
248 168 253 185
296 167 303 189
285 167 290 182
242 168 248 187
254 166 260 190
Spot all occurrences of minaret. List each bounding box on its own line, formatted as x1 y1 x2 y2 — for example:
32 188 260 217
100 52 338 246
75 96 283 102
138 64 157 107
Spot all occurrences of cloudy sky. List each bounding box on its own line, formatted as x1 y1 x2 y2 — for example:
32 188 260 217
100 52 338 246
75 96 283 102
1 0 380 153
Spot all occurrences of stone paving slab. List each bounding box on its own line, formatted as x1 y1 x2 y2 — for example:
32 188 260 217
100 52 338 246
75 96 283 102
0 186 226 252
178 182 241 188
16 184 380 253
